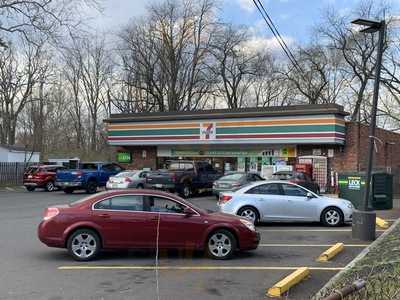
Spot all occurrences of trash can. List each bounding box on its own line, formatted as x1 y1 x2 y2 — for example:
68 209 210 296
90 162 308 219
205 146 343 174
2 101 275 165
371 173 393 210
338 172 393 210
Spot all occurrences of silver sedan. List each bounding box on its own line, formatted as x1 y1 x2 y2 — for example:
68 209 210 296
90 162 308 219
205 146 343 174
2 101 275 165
218 181 353 227
106 170 149 190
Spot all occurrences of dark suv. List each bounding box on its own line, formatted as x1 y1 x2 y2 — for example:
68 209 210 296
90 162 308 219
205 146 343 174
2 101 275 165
272 171 320 194
23 165 66 192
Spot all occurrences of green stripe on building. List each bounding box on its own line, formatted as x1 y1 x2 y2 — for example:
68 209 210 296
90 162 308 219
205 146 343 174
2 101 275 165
216 124 345 135
109 128 199 136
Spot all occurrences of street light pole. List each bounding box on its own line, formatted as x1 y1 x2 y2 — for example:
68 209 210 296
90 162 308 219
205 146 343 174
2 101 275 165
351 19 386 241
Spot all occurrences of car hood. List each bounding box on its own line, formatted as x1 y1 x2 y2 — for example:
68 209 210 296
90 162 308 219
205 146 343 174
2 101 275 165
206 211 242 222
318 196 353 206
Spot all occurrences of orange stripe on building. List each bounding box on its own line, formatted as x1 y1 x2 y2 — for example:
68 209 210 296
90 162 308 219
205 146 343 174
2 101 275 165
109 123 199 130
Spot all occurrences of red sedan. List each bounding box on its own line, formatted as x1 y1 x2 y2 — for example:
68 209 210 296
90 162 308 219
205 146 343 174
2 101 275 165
38 190 259 261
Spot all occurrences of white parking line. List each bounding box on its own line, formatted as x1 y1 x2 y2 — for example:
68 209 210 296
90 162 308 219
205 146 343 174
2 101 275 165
58 265 345 271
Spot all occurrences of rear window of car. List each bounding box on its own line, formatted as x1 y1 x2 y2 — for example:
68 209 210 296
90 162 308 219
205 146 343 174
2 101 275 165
115 171 137 178
220 173 244 181
25 167 39 174
168 162 193 171
81 163 97 170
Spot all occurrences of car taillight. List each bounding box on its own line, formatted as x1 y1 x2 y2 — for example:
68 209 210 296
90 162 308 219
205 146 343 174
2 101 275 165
219 195 232 203
72 171 83 176
43 207 59 221
231 182 241 187
124 177 132 183
170 173 176 182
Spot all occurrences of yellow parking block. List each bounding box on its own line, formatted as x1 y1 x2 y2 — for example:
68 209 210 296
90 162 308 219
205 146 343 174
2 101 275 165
376 217 389 229
267 267 310 298
317 243 344 262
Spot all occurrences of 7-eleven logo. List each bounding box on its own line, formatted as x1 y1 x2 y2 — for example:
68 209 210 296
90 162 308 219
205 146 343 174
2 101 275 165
200 123 216 140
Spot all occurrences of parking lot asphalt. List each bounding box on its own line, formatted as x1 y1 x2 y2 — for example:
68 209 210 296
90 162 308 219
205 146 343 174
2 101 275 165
0 188 395 300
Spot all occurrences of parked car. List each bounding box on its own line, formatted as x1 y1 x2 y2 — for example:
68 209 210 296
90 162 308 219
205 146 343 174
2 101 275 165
56 162 124 194
272 171 320 194
106 170 149 190
38 189 260 261
218 181 353 226
23 165 66 192
212 172 264 198
145 160 222 198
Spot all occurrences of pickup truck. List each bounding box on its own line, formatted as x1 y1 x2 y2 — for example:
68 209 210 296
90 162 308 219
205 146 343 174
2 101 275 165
144 160 222 198
56 162 124 194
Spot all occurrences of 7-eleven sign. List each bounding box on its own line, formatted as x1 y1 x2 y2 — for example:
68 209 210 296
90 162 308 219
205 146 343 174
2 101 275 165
200 122 216 140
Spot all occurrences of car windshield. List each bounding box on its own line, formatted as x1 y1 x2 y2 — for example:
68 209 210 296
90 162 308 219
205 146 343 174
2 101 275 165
219 173 244 181
25 167 40 174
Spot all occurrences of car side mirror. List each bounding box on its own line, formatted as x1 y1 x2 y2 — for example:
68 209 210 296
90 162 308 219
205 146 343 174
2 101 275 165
306 192 314 199
183 207 195 216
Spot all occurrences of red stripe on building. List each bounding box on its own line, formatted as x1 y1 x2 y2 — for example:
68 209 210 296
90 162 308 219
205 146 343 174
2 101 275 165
216 133 345 139
108 135 200 141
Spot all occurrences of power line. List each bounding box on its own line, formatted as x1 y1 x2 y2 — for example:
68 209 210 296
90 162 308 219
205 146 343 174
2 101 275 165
252 0 303 73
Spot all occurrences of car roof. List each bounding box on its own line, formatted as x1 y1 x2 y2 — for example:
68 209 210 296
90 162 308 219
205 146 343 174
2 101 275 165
242 180 292 188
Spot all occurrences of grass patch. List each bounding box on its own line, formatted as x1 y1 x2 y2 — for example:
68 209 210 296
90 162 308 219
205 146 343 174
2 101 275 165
313 222 400 300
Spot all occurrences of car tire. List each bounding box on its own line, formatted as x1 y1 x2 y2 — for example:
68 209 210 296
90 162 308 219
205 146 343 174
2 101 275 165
64 188 74 194
180 183 191 199
237 206 260 225
45 181 55 192
67 229 101 261
206 229 236 260
85 181 97 194
321 207 344 227
26 186 35 192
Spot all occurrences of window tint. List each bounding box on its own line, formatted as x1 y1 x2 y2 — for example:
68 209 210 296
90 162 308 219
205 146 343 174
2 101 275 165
281 184 308 197
81 163 97 170
94 195 144 211
246 183 281 195
221 173 244 181
94 199 111 210
148 196 185 214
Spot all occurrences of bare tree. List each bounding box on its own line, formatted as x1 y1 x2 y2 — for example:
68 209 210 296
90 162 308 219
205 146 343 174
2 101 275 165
0 39 46 145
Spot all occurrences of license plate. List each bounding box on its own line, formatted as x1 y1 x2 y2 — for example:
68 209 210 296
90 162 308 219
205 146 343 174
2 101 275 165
155 184 163 188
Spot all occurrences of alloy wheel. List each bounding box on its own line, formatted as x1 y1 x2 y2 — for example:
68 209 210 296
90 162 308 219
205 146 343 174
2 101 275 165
183 185 190 198
46 181 55 192
240 209 256 223
325 209 340 226
208 232 232 258
71 233 97 259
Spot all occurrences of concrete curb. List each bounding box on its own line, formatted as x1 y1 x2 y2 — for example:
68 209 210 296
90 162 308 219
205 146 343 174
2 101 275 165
312 217 400 299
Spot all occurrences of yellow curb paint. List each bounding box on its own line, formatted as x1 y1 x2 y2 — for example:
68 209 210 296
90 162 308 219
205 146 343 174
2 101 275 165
317 243 344 262
259 244 368 247
58 265 344 271
267 267 310 298
258 229 386 232
376 217 389 229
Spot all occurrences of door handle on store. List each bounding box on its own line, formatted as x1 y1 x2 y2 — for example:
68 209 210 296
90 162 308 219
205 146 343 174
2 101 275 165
99 213 110 218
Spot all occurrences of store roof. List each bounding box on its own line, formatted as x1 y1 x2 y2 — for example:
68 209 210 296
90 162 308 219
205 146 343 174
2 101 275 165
105 104 348 123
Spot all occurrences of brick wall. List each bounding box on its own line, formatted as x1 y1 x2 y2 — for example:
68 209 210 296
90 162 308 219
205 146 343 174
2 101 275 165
115 146 157 170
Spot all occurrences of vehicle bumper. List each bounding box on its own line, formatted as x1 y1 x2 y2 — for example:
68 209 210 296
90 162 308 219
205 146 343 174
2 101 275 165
145 183 176 190
55 181 83 188
37 221 64 248
212 187 240 196
24 179 46 187
106 182 130 190
239 230 260 250
24 182 39 187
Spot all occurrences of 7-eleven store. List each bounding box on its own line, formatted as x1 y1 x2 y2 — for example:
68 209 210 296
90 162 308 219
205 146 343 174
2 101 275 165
105 104 348 193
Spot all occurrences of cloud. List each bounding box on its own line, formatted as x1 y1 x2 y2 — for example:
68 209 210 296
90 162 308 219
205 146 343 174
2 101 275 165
237 0 255 12
241 35 294 54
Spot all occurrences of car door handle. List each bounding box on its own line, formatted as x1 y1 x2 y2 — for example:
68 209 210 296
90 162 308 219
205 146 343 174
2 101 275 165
99 213 110 218
150 216 159 221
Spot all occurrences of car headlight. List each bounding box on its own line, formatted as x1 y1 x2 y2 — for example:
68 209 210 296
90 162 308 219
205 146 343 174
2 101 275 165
346 202 354 209
240 219 256 231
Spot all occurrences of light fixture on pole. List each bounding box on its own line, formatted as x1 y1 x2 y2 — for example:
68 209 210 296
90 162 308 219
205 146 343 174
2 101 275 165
350 18 386 241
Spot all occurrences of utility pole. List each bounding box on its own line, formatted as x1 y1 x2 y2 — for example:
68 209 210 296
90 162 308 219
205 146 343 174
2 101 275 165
351 19 386 241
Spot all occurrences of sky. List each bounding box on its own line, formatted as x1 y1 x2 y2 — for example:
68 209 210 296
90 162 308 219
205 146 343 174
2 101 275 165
88 0 400 48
